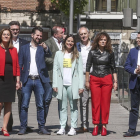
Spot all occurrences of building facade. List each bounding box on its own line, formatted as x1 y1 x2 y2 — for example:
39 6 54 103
0 0 64 41
75 0 137 66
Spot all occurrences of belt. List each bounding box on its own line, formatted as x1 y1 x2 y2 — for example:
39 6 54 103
28 75 40 80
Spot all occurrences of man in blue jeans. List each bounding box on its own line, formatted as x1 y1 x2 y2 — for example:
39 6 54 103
18 26 52 135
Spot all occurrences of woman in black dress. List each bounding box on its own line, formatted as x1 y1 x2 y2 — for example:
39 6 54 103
0 28 20 136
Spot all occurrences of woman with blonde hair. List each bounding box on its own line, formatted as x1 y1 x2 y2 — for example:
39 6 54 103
53 34 84 136
0 28 20 136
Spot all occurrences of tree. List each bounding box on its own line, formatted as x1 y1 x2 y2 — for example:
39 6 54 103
50 0 88 17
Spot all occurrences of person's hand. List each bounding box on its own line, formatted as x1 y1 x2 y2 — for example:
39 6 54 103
135 68 140 74
53 87 58 92
20 82 22 89
113 82 117 91
16 81 21 90
79 89 84 94
85 81 90 89
39 42 48 49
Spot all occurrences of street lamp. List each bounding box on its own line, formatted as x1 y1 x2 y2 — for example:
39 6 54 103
69 0 74 34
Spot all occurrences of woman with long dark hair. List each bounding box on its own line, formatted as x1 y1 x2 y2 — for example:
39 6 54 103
86 32 117 136
0 28 20 136
53 34 84 136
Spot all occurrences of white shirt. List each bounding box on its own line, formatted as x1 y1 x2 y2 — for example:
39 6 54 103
80 42 92 73
29 43 39 75
13 38 19 53
63 53 72 85
53 37 62 50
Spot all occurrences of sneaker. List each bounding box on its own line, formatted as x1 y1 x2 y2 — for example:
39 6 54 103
68 128 76 136
57 129 65 135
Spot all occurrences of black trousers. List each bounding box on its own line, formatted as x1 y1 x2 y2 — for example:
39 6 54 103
7 89 22 128
128 78 140 133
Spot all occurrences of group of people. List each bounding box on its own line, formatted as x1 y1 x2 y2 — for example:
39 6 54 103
1 20 139 138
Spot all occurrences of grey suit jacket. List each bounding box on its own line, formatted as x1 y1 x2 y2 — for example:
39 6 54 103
44 37 59 82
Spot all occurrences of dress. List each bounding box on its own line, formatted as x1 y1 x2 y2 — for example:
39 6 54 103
0 48 16 102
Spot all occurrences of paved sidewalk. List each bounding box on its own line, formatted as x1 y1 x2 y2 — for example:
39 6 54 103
0 94 140 140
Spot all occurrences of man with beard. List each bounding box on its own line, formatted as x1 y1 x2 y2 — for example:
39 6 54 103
76 26 92 133
7 21 29 132
18 26 52 135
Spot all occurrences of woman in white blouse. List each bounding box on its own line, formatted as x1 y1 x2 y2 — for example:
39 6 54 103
53 34 84 136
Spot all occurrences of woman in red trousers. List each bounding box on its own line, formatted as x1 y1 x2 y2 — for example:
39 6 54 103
0 28 20 136
85 32 117 136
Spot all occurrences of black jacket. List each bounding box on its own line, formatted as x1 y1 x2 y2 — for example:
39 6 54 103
86 49 116 77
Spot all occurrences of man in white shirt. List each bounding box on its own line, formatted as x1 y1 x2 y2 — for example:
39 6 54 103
18 26 52 135
76 26 92 133
124 32 140 137
7 21 29 132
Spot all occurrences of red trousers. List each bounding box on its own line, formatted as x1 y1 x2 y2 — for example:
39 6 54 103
90 74 113 124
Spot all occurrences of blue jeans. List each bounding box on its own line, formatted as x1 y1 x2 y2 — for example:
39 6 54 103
20 78 47 129
43 82 52 122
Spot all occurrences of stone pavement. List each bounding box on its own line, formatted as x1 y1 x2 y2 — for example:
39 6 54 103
0 93 140 140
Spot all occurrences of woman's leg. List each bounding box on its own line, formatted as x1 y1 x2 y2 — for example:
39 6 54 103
3 102 12 130
90 75 101 125
58 86 68 129
101 74 113 125
67 86 78 129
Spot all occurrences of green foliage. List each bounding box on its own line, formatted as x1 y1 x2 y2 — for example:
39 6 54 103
51 0 88 16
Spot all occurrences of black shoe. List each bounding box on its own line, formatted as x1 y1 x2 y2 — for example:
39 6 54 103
76 127 84 133
65 124 69 132
26 127 33 132
76 127 89 133
18 128 26 135
7 126 12 132
123 132 135 137
39 128 51 135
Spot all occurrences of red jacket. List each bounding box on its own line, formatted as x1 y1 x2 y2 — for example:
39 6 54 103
0 46 20 76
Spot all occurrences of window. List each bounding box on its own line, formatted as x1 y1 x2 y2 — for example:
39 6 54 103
96 0 117 12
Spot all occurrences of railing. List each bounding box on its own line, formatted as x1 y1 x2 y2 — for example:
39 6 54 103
116 66 131 111
84 0 137 13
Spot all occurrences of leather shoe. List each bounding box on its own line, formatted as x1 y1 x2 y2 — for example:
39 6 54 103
18 128 26 135
92 126 98 136
123 132 135 137
26 127 33 132
101 127 107 136
76 127 88 133
39 128 51 135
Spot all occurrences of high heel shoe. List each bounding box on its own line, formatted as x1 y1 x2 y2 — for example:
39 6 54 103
92 126 98 136
1 128 10 136
101 126 107 136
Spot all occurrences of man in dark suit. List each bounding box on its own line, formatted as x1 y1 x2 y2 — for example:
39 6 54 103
7 21 29 132
18 26 52 135
124 32 140 137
